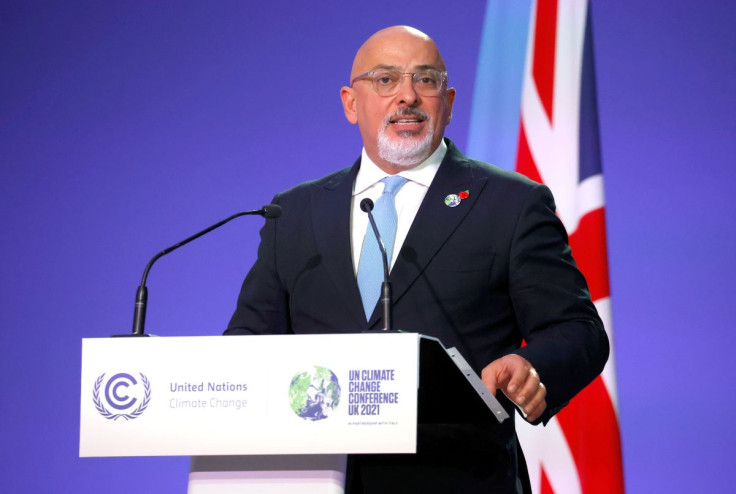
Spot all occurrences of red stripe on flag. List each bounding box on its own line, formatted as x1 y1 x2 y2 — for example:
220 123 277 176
532 0 559 123
515 123 544 184
556 376 625 494
540 466 555 494
568 207 610 301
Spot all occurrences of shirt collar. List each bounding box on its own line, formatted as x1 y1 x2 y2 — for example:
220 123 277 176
353 139 447 196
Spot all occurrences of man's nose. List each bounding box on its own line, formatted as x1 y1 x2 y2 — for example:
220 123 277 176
396 73 419 106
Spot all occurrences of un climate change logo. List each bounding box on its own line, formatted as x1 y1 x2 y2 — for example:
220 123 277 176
93 372 151 420
289 366 341 421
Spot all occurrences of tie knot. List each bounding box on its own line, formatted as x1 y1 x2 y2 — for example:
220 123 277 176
381 175 408 196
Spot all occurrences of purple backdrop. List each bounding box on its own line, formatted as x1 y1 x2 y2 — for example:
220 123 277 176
1 1 734 492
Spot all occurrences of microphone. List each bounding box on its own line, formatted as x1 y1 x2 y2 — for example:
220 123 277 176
123 204 282 337
260 204 282 219
360 198 392 332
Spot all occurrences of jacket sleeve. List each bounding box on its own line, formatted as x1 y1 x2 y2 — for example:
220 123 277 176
509 183 609 423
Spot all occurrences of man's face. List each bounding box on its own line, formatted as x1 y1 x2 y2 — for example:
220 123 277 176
341 29 456 173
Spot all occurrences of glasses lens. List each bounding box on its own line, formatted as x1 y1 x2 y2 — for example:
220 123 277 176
371 70 401 95
413 70 443 95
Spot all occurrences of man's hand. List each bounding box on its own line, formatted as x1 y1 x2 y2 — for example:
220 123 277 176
481 354 547 422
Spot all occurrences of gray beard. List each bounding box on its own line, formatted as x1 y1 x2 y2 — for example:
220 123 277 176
377 121 434 168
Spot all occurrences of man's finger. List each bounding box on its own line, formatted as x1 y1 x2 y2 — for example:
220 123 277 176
523 380 547 421
521 381 546 415
481 359 512 396
505 359 533 396
514 367 541 406
481 361 499 395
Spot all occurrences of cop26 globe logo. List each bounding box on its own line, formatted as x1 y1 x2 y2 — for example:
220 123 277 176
288 366 341 421
93 372 151 420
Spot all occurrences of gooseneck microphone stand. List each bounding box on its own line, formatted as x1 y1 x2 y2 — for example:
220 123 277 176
122 205 282 337
360 198 392 332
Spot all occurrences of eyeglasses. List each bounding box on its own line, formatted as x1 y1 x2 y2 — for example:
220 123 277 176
350 68 448 97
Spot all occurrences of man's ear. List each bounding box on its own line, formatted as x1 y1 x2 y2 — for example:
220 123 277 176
445 87 456 124
340 87 358 124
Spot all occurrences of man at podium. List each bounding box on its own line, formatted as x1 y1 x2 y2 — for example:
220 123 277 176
226 25 609 494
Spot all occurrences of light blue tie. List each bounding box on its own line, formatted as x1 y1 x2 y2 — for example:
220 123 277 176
357 175 409 320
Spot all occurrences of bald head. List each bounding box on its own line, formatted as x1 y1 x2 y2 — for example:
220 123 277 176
340 25 455 174
350 26 447 82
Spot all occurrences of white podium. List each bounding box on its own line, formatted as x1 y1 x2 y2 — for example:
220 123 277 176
79 333 508 493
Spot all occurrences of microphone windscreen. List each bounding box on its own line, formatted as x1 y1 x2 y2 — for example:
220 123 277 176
360 198 374 212
261 204 282 219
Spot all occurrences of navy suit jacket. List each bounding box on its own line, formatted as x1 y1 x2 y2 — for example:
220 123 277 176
226 139 609 492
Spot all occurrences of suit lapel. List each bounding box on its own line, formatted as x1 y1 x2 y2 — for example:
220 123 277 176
310 160 368 330
370 143 488 325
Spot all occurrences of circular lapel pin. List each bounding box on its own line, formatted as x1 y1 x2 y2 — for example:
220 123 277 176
444 194 461 207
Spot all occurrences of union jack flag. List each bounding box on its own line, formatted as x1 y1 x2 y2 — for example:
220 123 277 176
468 1 625 492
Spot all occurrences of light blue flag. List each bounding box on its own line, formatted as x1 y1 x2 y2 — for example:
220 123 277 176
466 0 532 171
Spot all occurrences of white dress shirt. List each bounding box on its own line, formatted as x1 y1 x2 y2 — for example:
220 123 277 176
350 140 447 276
